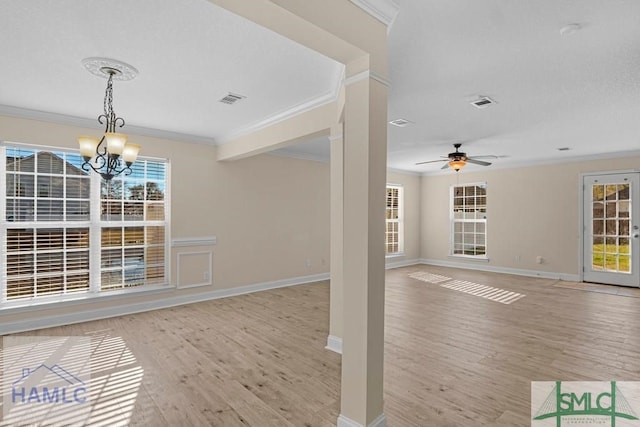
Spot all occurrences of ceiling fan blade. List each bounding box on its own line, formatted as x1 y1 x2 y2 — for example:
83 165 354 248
415 159 447 165
466 158 492 166
469 155 498 159
441 163 450 170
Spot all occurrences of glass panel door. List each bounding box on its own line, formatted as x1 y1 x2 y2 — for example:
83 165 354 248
583 173 640 287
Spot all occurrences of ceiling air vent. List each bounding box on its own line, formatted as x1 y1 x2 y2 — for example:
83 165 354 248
389 118 413 127
218 92 246 105
470 96 495 109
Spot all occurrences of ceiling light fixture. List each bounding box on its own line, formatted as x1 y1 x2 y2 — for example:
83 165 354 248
78 58 140 181
448 159 466 171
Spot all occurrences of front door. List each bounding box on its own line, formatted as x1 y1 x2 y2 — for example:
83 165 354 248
583 172 640 287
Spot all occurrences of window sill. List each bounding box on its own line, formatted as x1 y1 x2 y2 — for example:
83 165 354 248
448 254 490 262
386 252 406 259
0 284 174 314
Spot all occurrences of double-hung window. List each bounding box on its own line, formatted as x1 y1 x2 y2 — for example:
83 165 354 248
1 143 169 304
385 184 404 255
451 182 487 257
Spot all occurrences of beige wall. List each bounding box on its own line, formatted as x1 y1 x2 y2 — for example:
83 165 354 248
421 156 640 277
0 115 331 327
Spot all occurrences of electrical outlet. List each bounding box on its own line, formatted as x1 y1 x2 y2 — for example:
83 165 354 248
305 259 312 267
204 271 210 281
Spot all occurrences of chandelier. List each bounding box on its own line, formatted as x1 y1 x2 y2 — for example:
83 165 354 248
78 58 140 181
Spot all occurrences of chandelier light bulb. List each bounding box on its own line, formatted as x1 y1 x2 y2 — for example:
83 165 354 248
77 135 100 160
122 143 141 164
105 132 127 156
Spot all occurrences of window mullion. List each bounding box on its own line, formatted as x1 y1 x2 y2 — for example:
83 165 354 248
89 171 102 292
0 145 7 303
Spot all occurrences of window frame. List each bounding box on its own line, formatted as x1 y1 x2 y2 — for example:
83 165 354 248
385 183 404 257
0 141 171 309
449 182 488 260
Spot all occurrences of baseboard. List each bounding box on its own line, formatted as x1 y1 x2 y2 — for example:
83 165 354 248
0 272 330 335
337 413 387 427
419 258 580 282
385 258 421 270
325 334 343 354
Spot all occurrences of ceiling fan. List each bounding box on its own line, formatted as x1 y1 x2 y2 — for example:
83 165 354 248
415 143 494 172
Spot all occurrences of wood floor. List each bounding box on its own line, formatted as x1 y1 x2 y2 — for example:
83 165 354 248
3 265 640 426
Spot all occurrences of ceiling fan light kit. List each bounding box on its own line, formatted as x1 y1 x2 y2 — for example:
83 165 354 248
416 142 493 172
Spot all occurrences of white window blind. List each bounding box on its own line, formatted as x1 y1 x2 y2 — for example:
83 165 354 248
1 144 169 303
451 183 487 257
386 185 404 255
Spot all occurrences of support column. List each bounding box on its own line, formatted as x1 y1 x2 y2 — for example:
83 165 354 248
327 124 344 354
338 67 388 427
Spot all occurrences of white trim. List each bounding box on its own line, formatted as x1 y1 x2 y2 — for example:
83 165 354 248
387 167 421 177
171 236 217 247
0 104 215 145
176 251 213 289
218 65 345 144
448 254 490 262
386 258 420 270
349 0 399 29
0 272 330 335
325 335 343 354
419 258 580 282
345 70 391 88
338 413 387 427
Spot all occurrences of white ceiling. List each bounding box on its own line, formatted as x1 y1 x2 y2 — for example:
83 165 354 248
0 0 341 142
2 0 640 174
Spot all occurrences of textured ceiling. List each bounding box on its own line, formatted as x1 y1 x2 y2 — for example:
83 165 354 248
2 0 640 173
0 0 341 142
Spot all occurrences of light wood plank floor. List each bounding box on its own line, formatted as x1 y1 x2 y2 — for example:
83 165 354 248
3 266 640 426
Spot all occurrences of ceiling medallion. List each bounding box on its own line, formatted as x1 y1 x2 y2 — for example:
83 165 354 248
81 57 139 81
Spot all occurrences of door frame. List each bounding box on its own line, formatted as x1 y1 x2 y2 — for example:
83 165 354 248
579 169 640 285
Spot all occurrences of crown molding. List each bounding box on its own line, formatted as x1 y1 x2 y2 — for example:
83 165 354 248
344 70 390 87
218 64 345 145
350 0 399 30
0 104 216 145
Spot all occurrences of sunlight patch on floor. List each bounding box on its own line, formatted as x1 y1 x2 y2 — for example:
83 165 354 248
409 272 526 304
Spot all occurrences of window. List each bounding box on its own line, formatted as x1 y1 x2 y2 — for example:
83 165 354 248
385 184 404 255
1 144 169 303
451 183 487 257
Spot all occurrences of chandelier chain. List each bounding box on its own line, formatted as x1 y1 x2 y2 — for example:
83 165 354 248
103 73 114 132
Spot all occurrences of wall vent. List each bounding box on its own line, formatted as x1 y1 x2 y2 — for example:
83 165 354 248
218 93 246 105
389 118 413 127
470 96 495 109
